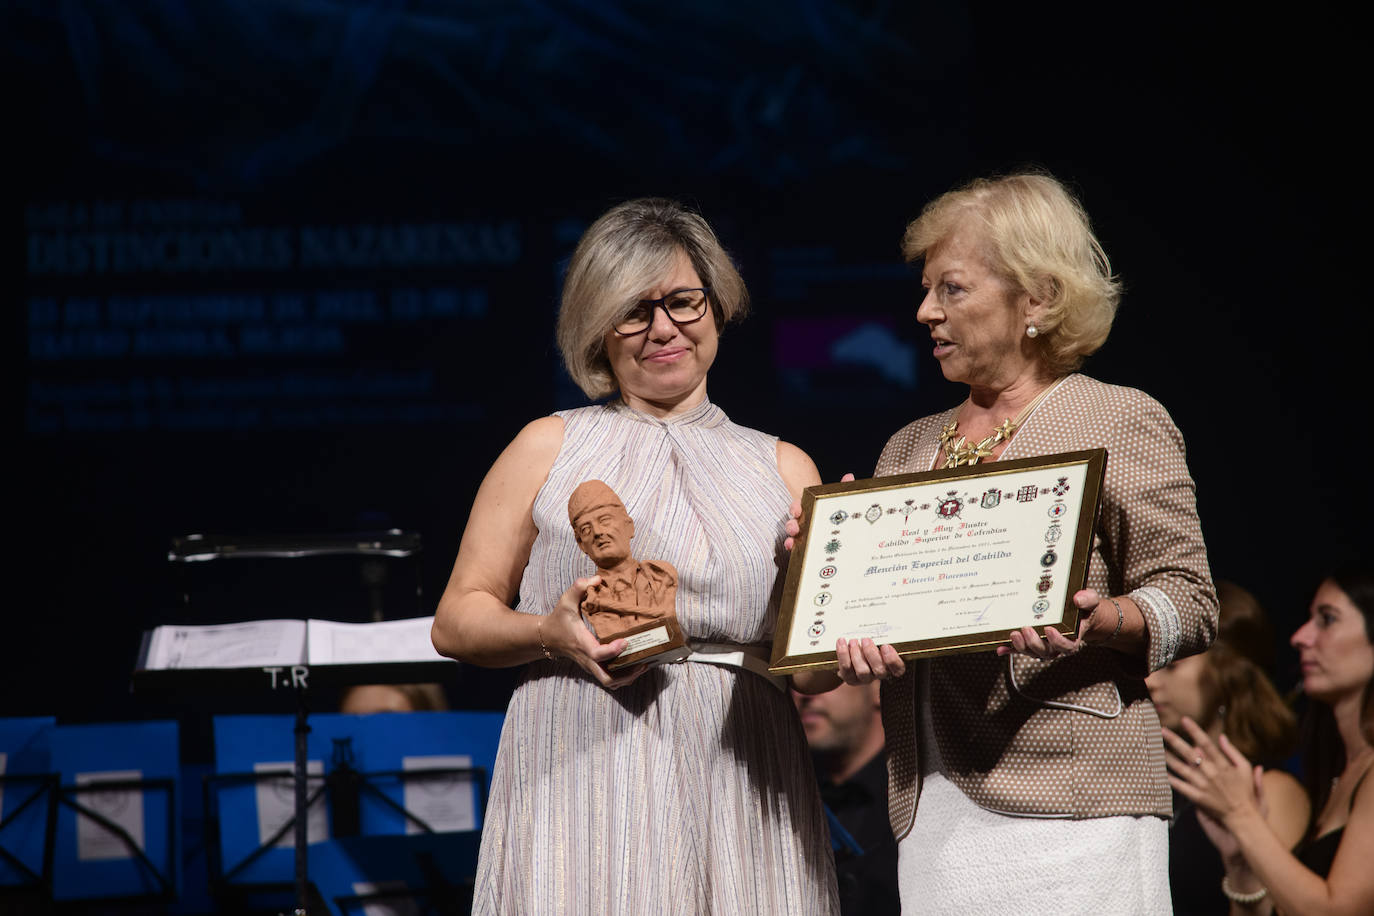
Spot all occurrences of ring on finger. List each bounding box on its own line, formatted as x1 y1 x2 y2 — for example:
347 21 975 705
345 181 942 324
1193 754 1203 767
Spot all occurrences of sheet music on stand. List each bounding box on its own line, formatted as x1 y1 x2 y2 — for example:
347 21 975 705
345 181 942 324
132 531 454 916
133 616 456 693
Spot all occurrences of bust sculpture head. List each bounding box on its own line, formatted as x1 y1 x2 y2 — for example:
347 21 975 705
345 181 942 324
566 479 682 650
568 479 636 572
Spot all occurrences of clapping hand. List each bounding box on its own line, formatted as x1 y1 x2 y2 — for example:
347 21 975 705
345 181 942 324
1162 716 1265 828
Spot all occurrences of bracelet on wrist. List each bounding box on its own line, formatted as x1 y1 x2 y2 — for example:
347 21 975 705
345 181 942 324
537 618 555 661
1099 597 1125 645
1220 874 1268 904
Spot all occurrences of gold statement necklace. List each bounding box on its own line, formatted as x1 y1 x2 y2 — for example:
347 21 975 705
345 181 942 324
938 382 1058 468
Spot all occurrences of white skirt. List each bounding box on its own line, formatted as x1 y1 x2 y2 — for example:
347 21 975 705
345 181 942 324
898 771 1171 915
897 679 1171 915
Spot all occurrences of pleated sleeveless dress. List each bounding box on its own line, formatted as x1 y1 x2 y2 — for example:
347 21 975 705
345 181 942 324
472 399 839 915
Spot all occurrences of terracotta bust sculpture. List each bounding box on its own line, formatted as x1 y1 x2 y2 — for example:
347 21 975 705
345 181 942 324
568 480 688 668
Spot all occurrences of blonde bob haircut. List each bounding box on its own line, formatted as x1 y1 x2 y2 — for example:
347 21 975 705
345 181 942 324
558 198 748 399
902 173 1121 376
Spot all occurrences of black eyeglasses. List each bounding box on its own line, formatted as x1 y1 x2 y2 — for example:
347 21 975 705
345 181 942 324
612 287 711 336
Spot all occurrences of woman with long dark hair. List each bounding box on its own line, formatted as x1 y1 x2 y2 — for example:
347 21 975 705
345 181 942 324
1165 569 1374 914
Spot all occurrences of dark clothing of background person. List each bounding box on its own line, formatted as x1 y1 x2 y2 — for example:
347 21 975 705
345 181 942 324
819 752 900 916
1168 793 1229 915
1296 770 1370 878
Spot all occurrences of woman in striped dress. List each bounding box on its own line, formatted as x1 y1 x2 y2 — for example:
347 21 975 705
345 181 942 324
432 198 840 915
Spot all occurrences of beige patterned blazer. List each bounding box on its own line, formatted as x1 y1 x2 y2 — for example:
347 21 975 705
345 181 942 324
875 374 1217 838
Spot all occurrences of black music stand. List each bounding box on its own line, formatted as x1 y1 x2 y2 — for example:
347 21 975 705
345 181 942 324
202 757 485 902
0 772 58 898
135 530 444 916
58 775 178 905
168 530 424 623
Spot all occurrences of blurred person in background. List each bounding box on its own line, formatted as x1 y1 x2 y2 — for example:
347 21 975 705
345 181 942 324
340 682 448 714
795 681 898 916
1146 580 1309 914
1166 568 1374 914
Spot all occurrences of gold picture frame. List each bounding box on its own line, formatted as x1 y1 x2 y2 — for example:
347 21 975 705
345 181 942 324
770 449 1106 675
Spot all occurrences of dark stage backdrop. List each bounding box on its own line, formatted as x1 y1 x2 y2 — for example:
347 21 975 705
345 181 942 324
8 2 1366 757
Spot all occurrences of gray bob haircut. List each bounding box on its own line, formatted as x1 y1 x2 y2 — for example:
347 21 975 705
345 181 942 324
902 173 1122 376
557 198 749 399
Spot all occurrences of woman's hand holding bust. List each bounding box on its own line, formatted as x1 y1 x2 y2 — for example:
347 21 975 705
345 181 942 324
542 575 647 689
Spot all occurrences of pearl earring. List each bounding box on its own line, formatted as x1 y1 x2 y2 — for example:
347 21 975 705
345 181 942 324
1026 325 1038 338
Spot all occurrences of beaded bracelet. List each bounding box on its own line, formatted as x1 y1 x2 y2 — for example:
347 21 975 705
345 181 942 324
1220 874 1267 904
537 619 555 660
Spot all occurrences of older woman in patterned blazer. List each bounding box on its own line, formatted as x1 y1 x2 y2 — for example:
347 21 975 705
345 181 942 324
818 173 1218 914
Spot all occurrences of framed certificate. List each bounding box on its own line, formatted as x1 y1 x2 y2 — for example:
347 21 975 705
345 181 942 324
769 449 1106 674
